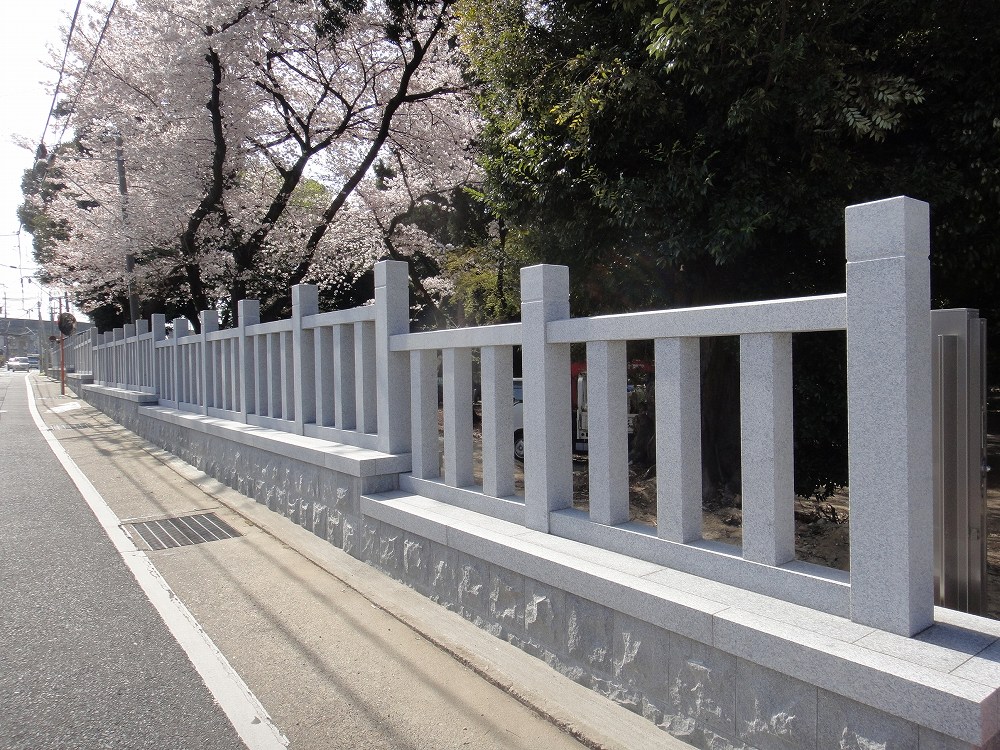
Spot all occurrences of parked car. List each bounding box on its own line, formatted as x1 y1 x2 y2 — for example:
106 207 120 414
7 357 30 372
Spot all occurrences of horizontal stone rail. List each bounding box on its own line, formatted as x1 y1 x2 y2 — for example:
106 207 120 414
546 292 847 341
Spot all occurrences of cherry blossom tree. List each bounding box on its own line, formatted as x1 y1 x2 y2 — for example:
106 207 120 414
28 0 479 328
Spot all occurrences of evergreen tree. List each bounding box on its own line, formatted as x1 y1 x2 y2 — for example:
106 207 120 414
458 0 1000 496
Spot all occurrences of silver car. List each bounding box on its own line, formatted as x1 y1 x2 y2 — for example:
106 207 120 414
7 357 30 372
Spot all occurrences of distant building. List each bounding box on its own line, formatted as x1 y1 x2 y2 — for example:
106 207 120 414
0 316 93 361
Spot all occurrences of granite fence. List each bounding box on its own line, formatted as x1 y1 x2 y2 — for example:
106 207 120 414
65 197 1000 750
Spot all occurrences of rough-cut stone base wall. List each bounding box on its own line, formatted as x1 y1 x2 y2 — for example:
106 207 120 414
77 385 999 750
347 516 988 750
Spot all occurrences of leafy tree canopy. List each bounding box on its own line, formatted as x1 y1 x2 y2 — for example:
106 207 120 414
23 0 476 329
458 0 1000 496
459 0 1000 317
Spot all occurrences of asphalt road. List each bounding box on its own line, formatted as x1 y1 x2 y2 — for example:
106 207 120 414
0 370 248 750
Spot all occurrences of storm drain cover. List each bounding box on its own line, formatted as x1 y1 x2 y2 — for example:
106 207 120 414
50 423 103 430
126 512 241 551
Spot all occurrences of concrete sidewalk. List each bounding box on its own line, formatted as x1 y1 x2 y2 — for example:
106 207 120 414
32 375 680 750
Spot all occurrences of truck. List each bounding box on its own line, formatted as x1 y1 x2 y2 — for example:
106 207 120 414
512 362 650 461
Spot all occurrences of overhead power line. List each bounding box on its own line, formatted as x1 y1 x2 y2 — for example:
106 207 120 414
24 1 117 275
55 0 120 146
39 0 84 155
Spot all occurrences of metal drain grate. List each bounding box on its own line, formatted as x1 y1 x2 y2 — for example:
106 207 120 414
125 512 241 551
50 423 104 430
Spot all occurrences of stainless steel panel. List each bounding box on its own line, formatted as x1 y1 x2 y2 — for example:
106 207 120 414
931 309 988 615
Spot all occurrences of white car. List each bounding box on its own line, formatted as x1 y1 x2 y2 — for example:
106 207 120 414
7 357 30 372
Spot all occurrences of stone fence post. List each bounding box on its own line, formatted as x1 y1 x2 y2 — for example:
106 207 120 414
238 300 260 423
135 319 149 390
375 260 411 455
88 327 99 381
292 284 319 435
150 314 165 397
96 332 104 385
200 310 219 415
846 196 933 636
123 323 135 389
520 264 573 532
172 317 190 409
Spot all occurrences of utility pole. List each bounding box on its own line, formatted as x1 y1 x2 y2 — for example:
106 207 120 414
58 295 65 395
115 135 141 324
37 300 44 372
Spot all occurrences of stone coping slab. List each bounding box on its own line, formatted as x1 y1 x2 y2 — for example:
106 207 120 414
362 488 1000 746
83 384 158 403
84 383 411 478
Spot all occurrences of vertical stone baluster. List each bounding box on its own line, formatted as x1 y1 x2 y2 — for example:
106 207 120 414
443 347 474 488
587 340 629 525
135 320 148 388
411 349 439 479
656 337 702 542
481 345 514 498
123 323 135 389
315 325 334 428
334 324 356 430
740 332 795 566
355 321 376 433
280 330 294 423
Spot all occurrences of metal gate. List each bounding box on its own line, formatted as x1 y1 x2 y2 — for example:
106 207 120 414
932 308 989 614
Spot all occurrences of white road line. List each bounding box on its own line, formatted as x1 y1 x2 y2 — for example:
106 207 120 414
50 402 82 413
25 377 288 750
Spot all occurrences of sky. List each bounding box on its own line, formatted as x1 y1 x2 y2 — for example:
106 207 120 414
0 0 87 322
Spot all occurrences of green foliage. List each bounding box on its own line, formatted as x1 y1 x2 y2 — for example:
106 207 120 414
460 0 1000 297
458 0 1000 496
18 154 72 280
443 223 525 324
400 186 521 326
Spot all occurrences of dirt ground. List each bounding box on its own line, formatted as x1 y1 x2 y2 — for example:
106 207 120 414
585 438 1000 620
